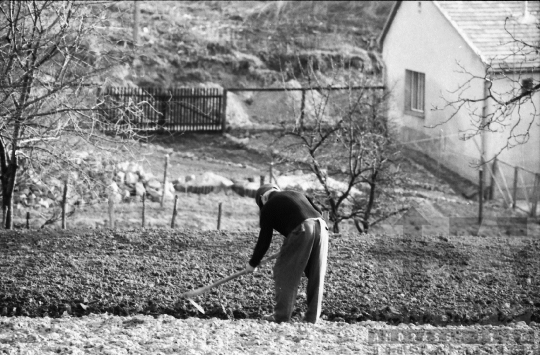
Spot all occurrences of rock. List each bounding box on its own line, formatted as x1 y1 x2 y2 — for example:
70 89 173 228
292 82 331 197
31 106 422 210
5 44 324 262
107 182 119 197
125 172 138 185
121 189 131 200
198 172 234 193
127 162 142 173
139 171 156 183
38 198 54 208
163 188 174 200
174 182 188 192
226 92 253 129
231 181 259 198
117 161 130 171
224 133 249 147
164 182 175 194
116 171 125 185
146 188 161 201
146 179 162 190
109 192 122 204
135 182 146 196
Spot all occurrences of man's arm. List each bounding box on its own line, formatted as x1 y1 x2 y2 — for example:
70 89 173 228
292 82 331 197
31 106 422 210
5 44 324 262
306 195 323 215
248 226 273 267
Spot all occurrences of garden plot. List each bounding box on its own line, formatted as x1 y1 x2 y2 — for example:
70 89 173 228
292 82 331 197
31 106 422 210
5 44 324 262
0 314 538 354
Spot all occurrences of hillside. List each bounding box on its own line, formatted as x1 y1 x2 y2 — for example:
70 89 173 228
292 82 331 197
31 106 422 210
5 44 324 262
104 1 393 88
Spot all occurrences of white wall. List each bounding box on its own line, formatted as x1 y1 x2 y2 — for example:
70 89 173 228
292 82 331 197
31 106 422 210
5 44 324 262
382 1 492 182
484 72 540 200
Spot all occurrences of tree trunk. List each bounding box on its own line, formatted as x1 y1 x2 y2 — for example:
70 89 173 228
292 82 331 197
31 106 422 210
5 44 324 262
1 164 17 230
331 212 340 233
133 1 140 45
362 171 378 233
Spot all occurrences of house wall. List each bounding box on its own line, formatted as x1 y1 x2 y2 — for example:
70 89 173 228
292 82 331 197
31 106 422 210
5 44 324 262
484 72 540 200
382 1 495 183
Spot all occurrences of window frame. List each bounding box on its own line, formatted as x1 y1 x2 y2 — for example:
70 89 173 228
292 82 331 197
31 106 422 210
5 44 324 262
405 69 426 118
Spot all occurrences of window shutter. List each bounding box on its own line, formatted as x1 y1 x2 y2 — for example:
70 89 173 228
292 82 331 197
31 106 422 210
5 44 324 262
419 72 425 112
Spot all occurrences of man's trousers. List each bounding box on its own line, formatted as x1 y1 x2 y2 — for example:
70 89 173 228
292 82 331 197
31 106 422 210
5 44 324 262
273 217 329 323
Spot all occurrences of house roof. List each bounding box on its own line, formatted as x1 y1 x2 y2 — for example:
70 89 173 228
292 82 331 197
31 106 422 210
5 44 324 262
379 1 540 72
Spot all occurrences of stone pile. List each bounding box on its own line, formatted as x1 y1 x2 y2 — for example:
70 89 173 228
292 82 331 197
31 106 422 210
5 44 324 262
11 153 363 213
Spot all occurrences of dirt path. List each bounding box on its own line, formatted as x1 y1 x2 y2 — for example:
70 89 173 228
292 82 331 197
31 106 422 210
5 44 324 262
1 314 538 354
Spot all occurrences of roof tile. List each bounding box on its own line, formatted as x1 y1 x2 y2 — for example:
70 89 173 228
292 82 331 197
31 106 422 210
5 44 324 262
437 1 539 70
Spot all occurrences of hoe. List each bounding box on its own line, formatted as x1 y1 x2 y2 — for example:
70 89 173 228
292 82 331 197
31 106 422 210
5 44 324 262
180 251 280 313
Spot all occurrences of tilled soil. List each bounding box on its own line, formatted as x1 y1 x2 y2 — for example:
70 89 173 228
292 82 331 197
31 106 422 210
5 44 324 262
1 314 538 354
0 229 538 326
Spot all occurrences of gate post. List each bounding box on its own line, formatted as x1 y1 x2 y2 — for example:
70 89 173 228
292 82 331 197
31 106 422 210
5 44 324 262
531 173 540 217
512 166 518 210
159 94 168 131
221 89 228 133
489 157 497 200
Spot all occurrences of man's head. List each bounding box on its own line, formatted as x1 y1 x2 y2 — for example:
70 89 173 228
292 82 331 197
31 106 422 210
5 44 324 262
255 183 280 209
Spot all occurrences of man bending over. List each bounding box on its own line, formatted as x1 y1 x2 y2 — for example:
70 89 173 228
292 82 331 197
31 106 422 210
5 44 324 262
245 184 329 324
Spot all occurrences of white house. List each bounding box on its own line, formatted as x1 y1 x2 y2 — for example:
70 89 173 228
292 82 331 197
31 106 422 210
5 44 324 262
379 1 539 205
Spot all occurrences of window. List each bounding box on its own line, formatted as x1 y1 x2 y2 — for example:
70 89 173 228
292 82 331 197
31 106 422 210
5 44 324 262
405 70 425 117
522 78 534 95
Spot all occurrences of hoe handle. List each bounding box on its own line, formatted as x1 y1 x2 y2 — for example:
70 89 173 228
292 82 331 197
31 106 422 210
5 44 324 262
182 251 280 298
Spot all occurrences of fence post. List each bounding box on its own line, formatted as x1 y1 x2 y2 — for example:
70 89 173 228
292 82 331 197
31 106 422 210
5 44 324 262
531 173 540 217
26 212 30 229
512 166 519 210
478 168 483 225
108 195 115 229
221 89 228 133
161 154 169 208
171 195 178 228
62 178 69 229
142 192 146 228
159 94 167 130
300 89 306 131
269 162 274 184
260 175 265 186
217 202 222 230
489 157 497 200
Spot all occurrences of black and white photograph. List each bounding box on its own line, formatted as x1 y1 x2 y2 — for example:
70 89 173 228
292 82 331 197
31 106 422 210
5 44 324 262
0 1 539 353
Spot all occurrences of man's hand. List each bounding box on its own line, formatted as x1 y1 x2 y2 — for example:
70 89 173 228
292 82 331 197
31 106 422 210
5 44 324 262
245 262 257 273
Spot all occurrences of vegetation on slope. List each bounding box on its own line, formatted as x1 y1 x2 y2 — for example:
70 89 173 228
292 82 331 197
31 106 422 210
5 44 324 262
104 1 393 88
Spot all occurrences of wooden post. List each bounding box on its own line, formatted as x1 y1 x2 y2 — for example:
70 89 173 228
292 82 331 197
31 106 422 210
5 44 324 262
158 96 167 130
300 89 306 131
489 157 497 200
531 173 540 217
478 168 483 225
142 192 146 228
171 195 178 228
221 89 228 133
217 202 222 230
269 162 274 184
108 195 115 229
161 154 169 208
512 166 519 210
62 178 69 229
26 212 30 229
260 175 265 186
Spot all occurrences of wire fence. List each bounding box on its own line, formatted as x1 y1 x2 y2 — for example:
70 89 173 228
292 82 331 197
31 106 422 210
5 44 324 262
398 127 540 217
228 85 385 130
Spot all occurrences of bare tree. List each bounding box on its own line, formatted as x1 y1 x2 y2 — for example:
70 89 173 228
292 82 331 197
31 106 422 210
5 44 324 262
276 59 401 233
433 16 539 159
0 1 144 229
